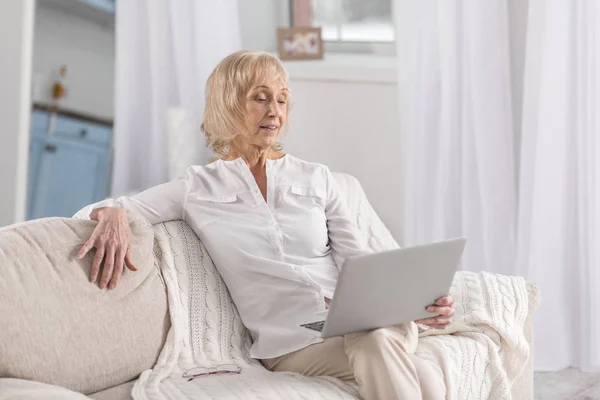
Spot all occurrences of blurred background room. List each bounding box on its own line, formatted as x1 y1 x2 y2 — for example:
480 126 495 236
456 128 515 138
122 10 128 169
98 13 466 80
0 0 598 398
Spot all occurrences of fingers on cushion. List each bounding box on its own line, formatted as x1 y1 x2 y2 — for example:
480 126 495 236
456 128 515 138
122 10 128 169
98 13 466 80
90 246 105 283
100 246 116 289
125 248 138 272
109 249 125 289
77 239 94 259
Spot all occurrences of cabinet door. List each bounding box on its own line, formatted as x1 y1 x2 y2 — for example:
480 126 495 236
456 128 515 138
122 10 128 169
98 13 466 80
30 138 109 219
27 136 45 219
78 0 115 13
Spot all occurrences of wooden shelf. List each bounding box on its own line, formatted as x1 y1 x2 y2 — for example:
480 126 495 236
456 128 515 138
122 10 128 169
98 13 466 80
33 103 113 127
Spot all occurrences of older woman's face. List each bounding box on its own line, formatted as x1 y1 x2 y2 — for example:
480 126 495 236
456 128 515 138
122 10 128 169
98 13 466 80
243 78 288 150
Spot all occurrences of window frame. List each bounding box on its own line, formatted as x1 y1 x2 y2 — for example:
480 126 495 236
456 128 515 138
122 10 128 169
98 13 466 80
288 0 396 55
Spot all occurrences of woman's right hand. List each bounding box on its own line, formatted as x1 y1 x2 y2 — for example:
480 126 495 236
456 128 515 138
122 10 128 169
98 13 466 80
77 207 138 289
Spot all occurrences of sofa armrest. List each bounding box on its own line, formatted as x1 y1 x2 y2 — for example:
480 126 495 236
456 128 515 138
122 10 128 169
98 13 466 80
511 281 541 400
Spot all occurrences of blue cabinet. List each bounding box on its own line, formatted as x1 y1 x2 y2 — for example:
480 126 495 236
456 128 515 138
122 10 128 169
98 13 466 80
27 109 112 219
27 136 46 219
78 0 116 13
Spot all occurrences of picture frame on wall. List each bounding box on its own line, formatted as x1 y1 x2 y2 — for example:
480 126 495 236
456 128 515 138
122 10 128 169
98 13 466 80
277 27 324 60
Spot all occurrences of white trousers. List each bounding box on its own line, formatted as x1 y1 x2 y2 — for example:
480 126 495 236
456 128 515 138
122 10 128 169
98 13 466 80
262 322 446 400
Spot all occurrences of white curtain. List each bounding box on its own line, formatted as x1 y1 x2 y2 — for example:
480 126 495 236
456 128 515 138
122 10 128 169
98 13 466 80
396 0 600 373
395 1 518 273
517 0 600 372
112 0 241 196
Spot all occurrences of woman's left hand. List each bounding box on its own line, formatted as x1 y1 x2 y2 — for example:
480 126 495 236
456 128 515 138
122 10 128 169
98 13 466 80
415 295 455 329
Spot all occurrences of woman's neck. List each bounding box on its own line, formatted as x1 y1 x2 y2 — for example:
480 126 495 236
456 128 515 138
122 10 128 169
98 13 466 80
225 144 284 171
223 139 285 170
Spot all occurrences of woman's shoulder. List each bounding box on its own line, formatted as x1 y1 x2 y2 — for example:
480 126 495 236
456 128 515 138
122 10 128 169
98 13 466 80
183 159 223 179
281 154 330 174
181 159 244 194
278 155 333 189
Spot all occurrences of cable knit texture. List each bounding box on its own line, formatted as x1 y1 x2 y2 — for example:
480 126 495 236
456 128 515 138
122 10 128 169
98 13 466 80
131 172 539 400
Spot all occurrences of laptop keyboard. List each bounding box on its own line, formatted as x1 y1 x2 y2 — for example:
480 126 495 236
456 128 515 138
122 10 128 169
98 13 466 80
301 320 325 332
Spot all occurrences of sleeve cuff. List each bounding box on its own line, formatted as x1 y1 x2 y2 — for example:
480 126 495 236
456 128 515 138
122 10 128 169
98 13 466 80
72 199 120 220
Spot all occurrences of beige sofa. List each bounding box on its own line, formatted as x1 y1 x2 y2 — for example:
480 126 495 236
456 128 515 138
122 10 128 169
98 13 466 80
0 173 539 399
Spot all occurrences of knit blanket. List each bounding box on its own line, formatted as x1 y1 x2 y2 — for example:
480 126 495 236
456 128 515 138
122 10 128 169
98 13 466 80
128 219 535 400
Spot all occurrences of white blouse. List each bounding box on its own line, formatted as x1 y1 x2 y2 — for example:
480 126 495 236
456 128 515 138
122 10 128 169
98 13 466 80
75 155 369 359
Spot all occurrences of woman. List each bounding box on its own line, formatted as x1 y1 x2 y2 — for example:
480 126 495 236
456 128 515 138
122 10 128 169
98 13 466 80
76 50 453 400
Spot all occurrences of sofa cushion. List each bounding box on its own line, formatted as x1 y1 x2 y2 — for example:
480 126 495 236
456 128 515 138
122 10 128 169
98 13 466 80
0 217 169 394
88 379 135 400
0 378 88 400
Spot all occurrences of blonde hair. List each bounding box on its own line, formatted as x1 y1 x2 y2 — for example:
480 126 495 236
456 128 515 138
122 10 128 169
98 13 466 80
201 50 290 158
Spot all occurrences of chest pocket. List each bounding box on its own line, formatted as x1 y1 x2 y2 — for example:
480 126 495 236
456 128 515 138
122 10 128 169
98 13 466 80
195 194 238 203
290 186 326 199
191 192 242 227
285 186 327 210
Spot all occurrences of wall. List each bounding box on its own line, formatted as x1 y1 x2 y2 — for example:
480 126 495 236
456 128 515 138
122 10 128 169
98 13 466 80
0 0 35 227
32 1 115 118
238 0 289 51
283 56 404 242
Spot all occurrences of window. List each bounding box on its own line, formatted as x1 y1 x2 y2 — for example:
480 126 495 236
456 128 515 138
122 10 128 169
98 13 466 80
295 0 394 43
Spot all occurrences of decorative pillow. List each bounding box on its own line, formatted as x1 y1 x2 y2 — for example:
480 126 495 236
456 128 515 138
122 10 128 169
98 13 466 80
0 216 169 394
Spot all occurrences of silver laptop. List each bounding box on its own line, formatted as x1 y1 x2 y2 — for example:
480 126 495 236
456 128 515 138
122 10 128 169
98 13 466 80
299 238 467 338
